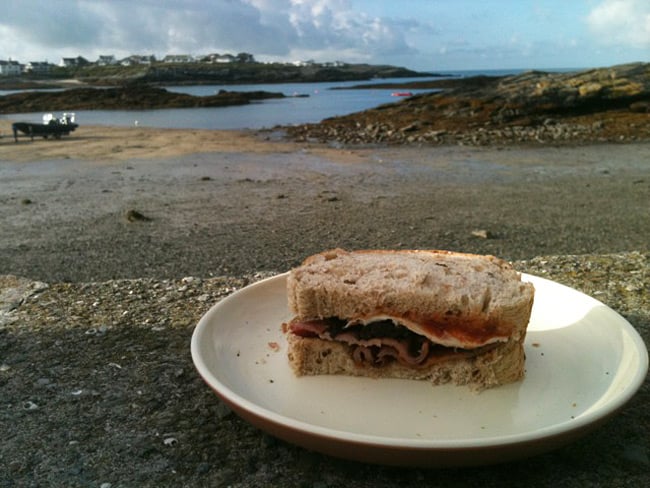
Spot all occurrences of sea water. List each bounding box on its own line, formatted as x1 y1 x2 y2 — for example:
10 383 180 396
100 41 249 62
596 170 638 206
0 68 579 130
0 76 439 130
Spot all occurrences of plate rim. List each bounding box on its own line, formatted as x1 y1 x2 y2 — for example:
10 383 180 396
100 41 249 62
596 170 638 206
191 272 649 451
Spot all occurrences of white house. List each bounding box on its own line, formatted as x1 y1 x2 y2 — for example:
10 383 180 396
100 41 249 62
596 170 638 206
214 54 235 63
163 54 194 63
200 53 236 63
120 55 156 66
292 59 316 67
0 60 21 76
24 61 52 74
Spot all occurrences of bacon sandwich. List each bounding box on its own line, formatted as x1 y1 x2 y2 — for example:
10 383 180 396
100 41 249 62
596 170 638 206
284 249 535 390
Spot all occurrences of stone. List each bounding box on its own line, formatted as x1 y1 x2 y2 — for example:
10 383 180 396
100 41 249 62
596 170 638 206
471 229 494 239
125 209 151 222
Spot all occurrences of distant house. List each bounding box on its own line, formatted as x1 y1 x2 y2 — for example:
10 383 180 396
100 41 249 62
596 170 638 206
97 55 117 66
59 56 90 67
0 59 21 76
292 59 316 67
163 54 194 63
120 54 156 66
201 53 237 64
201 53 246 64
214 54 235 63
24 61 52 74
201 52 256 63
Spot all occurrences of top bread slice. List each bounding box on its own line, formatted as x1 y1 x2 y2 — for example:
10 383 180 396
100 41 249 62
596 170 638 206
287 248 535 346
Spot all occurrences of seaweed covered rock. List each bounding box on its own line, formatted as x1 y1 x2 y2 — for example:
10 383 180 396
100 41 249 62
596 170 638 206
0 83 284 113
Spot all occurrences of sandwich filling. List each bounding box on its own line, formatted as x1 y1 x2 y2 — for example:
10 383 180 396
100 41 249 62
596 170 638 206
287 316 504 368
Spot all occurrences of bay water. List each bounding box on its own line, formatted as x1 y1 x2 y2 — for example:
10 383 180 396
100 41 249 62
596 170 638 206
0 68 560 130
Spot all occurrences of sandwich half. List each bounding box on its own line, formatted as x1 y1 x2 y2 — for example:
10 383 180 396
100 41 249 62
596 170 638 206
284 249 535 390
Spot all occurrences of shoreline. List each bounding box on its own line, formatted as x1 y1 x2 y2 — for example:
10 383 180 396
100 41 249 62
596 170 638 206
0 122 372 164
2 120 648 163
1 125 648 283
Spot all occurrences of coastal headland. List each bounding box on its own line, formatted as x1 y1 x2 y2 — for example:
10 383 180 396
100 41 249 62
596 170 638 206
289 62 650 146
0 61 429 90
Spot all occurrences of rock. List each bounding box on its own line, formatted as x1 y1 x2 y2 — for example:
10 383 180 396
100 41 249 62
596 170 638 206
400 123 419 132
630 101 650 113
578 82 603 97
0 84 286 113
0 276 48 313
125 209 152 222
471 229 494 239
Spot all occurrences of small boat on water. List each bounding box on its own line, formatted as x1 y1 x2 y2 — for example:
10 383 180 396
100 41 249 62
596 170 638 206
391 91 413 97
12 113 78 142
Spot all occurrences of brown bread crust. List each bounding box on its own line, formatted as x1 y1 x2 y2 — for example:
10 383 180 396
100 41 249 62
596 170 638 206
287 248 534 344
286 333 526 390
285 249 534 389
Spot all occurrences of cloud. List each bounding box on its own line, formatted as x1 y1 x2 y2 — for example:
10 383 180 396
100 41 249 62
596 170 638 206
0 0 420 63
256 0 417 60
2 1 104 49
586 0 650 48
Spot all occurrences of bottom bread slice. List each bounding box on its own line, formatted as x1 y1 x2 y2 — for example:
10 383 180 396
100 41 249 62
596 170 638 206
286 333 525 390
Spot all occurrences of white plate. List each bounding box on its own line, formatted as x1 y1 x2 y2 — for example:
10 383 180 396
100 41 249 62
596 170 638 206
191 273 648 467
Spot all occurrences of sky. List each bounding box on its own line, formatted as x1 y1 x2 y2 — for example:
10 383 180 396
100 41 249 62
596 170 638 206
0 0 648 72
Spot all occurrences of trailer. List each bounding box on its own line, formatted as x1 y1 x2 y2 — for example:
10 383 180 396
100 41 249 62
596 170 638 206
12 113 78 141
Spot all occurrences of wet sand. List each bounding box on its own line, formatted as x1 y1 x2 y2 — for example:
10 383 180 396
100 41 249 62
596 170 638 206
1 123 649 282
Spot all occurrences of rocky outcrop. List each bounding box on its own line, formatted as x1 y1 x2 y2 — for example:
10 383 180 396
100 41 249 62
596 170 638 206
0 84 284 113
288 62 650 146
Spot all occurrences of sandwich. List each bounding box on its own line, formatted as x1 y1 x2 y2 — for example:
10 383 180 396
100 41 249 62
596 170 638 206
283 249 535 390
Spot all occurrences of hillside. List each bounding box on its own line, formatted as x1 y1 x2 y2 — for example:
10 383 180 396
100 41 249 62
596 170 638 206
0 62 431 88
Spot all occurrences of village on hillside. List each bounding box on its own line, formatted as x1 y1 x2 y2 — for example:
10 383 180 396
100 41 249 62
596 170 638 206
0 52 346 76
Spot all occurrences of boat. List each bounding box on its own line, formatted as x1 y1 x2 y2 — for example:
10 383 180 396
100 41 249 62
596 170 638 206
391 91 413 97
12 113 78 142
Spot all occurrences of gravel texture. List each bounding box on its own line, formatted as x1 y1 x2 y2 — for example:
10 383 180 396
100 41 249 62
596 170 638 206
1 141 649 283
0 253 648 487
0 132 648 487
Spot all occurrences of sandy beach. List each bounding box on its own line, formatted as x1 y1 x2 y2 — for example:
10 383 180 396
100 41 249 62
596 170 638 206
1 122 648 282
0 122 309 162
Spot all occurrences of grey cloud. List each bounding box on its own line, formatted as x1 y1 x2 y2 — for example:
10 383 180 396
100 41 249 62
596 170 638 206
1 0 420 62
3 0 105 47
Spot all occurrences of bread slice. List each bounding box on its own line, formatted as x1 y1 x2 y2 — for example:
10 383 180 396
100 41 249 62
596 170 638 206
285 249 534 390
286 333 525 390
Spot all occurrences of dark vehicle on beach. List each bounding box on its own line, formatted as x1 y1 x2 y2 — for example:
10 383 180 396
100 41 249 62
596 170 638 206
12 113 78 141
